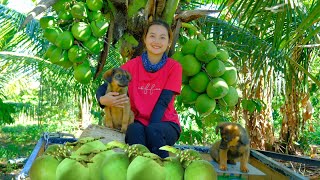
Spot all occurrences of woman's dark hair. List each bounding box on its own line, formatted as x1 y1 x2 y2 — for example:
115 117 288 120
143 19 173 44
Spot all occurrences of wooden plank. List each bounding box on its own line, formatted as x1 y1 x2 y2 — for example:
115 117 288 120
250 150 309 180
250 157 289 180
80 124 125 144
18 137 45 179
255 149 320 166
210 160 266 176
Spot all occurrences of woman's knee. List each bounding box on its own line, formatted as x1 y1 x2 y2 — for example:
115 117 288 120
145 124 164 142
146 122 178 146
125 121 146 145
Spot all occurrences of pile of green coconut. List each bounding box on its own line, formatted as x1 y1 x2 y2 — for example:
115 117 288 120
29 137 217 180
172 39 239 116
40 0 109 84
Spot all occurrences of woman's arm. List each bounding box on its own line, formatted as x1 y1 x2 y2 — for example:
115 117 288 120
96 82 129 108
96 83 108 108
149 89 174 123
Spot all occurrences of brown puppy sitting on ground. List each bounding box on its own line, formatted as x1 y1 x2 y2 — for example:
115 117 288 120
210 122 250 172
103 68 134 133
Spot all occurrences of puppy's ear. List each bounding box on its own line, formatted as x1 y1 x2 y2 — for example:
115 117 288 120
103 69 113 80
216 122 226 135
240 134 250 145
215 125 221 135
125 70 131 81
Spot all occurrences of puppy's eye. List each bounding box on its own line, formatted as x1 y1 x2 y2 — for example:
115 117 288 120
115 74 121 79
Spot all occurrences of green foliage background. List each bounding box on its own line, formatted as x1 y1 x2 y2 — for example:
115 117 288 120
0 1 319 175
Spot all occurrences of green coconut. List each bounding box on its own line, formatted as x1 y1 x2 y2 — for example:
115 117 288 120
171 51 184 63
29 155 60 180
49 47 63 63
184 160 217 180
189 71 209 93
219 86 239 107
221 66 238 86
100 152 130 180
195 94 216 116
50 49 72 68
163 157 184 180
86 0 103 11
83 36 104 55
90 17 109 38
206 78 229 99
74 139 106 155
88 10 104 22
49 47 68 65
88 150 116 180
52 0 71 12
206 59 226 77
73 62 92 84
180 54 201 76
182 73 189 84
55 31 74 50
44 45 57 59
216 49 229 61
71 2 88 20
127 155 166 180
58 9 73 21
40 16 56 29
195 40 217 63
56 157 90 180
181 39 200 55
180 85 199 104
43 27 63 44
126 144 151 162
68 45 87 63
43 144 63 155
71 22 92 42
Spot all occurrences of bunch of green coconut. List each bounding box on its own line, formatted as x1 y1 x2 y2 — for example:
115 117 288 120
172 39 239 116
29 137 217 180
40 0 108 84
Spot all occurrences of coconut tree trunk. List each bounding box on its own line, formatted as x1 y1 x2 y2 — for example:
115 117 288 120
279 46 302 154
241 57 274 150
79 94 93 129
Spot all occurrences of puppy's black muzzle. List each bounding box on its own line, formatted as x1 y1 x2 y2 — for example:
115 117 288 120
116 75 130 87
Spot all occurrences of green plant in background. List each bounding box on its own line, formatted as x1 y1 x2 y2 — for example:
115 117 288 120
0 98 15 125
242 99 266 114
298 71 320 153
175 95 233 146
0 122 77 162
0 0 319 169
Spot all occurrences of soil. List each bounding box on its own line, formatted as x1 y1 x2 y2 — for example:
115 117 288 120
276 159 320 180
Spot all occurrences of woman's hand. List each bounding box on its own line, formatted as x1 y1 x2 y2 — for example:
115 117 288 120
99 92 129 108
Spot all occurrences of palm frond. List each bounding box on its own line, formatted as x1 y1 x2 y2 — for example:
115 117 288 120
0 4 47 55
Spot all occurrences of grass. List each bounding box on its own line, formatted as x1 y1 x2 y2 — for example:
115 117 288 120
0 121 80 175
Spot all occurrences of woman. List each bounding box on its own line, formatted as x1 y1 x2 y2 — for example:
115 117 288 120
96 20 182 158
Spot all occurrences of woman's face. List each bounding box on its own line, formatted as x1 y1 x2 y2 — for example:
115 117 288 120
144 24 170 56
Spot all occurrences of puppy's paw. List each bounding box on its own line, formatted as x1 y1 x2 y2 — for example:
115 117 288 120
240 165 249 173
219 164 228 171
106 124 114 129
120 127 127 133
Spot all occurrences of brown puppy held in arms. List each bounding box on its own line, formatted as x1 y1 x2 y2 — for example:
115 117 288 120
103 68 134 133
210 122 250 173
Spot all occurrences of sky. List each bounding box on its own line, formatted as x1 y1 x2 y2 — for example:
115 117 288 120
6 0 35 14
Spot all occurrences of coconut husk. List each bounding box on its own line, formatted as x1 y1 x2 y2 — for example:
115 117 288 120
79 124 125 144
